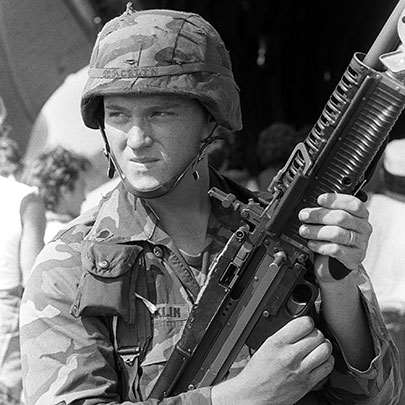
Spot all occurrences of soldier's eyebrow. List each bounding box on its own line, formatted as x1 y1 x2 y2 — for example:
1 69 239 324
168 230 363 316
104 104 131 112
105 101 184 110
147 101 183 109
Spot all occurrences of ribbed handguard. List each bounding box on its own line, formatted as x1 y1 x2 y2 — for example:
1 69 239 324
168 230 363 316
270 53 405 245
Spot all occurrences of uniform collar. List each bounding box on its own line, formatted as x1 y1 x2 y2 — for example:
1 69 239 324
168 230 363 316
84 169 245 244
84 181 155 243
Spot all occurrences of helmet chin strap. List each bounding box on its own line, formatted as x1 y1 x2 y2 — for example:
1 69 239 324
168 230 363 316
99 122 219 199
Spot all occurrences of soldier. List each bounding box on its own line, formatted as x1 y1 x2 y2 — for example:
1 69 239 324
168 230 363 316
20 5 401 405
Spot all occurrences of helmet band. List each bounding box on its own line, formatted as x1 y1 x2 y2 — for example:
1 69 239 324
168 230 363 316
89 62 235 81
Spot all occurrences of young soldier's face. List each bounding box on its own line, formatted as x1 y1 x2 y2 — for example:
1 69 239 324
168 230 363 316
103 94 211 193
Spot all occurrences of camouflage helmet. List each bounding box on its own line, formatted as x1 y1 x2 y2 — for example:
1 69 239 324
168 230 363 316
81 5 242 131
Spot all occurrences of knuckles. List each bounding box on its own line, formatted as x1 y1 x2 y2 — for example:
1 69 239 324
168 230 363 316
318 340 333 360
329 226 343 241
330 210 349 226
350 197 363 212
314 328 326 344
326 243 340 256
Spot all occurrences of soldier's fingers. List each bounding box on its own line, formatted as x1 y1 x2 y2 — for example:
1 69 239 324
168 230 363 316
316 193 369 219
270 316 315 345
308 355 335 388
292 328 326 360
307 241 365 269
301 339 333 374
299 225 364 247
298 208 372 235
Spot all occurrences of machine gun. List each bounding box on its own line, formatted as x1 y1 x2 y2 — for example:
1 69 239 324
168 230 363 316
149 0 405 398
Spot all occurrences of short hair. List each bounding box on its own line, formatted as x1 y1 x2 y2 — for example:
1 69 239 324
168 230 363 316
0 136 23 177
26 146 91 212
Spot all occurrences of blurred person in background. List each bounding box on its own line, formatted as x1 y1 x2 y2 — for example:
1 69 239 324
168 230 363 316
0 99 46 405
25 146 91 243
256 122 300 190
207 130 259 191
363 138 405 403
0 137 24 181
207 138 229 173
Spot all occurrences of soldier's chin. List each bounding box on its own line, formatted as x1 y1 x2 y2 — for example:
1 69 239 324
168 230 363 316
127 176 162 192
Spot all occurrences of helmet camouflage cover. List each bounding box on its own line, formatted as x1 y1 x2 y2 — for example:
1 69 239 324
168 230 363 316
81 5 242 131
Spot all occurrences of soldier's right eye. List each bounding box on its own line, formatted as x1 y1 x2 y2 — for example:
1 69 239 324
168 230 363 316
106 111 130 124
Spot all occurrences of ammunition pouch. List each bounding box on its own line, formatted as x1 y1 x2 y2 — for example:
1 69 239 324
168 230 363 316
71 240 153 401
71 241 143 322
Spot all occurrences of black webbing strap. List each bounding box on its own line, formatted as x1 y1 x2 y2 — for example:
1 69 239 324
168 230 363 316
112 253 153 401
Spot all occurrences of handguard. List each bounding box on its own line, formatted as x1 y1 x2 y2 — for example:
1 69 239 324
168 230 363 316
149 1 405 399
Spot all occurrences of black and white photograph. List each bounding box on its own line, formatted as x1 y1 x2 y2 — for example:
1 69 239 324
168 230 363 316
0 1 404 404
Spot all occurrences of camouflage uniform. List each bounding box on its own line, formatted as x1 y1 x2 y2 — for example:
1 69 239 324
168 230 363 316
20 170 401 405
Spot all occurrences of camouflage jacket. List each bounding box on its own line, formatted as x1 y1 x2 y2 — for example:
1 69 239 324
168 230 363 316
20 171 401 405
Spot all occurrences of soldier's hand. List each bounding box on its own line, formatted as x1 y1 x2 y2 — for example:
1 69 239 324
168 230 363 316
212 316 334 405
298 193 372 282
